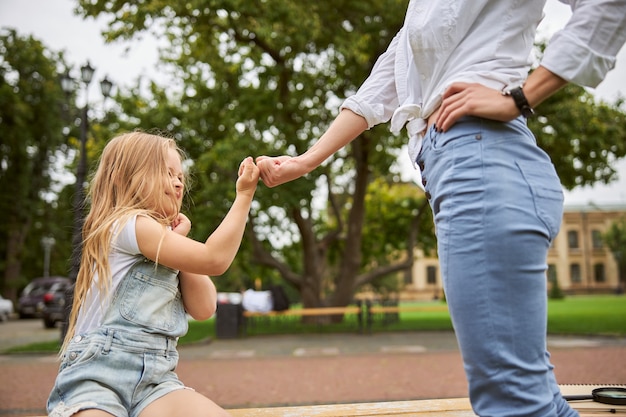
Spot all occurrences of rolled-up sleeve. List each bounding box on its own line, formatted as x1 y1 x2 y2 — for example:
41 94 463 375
542 0 626 87
341 30 402 129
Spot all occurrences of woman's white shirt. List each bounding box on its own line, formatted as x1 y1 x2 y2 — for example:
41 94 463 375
341 0 626 165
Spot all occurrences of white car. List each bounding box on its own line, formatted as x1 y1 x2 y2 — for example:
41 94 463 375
0 295 14 322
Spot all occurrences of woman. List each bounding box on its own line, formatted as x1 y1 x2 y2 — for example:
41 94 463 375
257 1 626 415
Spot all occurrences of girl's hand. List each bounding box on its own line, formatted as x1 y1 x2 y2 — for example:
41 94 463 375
435 82 520 132
171 213 192 236
237 156 260 197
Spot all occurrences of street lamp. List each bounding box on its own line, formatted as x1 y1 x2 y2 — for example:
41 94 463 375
60 61 113 338
41 236 56 278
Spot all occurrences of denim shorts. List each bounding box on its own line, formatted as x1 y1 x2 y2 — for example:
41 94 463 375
47 328 186 417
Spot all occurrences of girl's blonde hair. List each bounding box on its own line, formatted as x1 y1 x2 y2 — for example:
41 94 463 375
61 131 187 354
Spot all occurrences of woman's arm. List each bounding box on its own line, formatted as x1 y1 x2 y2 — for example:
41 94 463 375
435 0 626 132
257 109 368 187
435 66 568 132
256 28 402 188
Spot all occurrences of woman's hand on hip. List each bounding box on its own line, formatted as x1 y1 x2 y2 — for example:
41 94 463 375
435 82 520 132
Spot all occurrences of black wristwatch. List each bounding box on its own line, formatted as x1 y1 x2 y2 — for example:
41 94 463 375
504 86 535 118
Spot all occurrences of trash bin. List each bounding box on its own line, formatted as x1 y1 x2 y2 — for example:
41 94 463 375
215 303 242 339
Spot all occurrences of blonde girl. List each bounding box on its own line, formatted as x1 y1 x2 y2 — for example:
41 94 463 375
48 132 259 417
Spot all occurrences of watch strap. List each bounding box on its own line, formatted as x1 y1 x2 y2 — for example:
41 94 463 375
505 86 535 118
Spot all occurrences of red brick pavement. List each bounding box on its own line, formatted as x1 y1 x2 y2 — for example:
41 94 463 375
1 344 625 417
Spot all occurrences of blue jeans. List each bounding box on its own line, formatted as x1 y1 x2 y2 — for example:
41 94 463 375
48 258 189 417
417 117 578 417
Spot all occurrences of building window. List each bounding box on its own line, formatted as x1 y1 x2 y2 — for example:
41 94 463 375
568 230 579 249
426 266 437 285
592 230 604 249
547 264 557 283
570 263 581 284
403 269 412 285
594 263 606 283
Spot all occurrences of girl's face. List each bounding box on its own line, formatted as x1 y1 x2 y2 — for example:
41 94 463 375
164 147 184 217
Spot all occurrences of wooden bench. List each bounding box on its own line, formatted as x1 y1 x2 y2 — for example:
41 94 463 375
242 305 364 335
228 385 626 416
29 386 624 417
365 302 449 332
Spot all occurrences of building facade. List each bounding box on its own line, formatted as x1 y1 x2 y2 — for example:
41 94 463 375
403 204 626 300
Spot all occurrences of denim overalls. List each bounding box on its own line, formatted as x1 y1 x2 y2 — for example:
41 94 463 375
48 258 189 417
417 116 578 417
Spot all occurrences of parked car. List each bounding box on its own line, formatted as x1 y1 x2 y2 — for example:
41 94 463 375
17 276 71 320
42 280 73 328
0 295 14 322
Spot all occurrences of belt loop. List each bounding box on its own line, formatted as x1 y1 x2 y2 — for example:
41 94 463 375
102 329 114 355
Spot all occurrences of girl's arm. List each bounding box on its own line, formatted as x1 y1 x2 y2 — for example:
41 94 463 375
179 271 218 320
135 156 259 276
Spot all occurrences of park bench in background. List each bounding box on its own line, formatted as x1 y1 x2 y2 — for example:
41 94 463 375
242 304 364 336
365 300 449 332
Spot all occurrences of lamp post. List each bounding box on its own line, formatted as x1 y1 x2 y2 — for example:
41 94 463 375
60 61 113 339
41 236 56 278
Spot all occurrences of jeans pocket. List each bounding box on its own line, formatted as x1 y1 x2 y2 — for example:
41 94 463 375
516 160 564 240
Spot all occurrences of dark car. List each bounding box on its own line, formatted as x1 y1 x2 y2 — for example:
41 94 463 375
42 280 73 328
17 276 71 321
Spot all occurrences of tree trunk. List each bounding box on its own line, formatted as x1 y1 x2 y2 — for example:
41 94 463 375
3 220 29 302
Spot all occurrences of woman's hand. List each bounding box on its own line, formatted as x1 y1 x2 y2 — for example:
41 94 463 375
435 82 519 132
256 155 308 188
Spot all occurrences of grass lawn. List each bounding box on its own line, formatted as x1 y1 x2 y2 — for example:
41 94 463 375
4 295 625 354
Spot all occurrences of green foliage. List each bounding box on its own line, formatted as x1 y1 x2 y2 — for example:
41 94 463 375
0 29 71 298
529 82 626 190
603 216 626 287
74 0 425 305
548 277 565 300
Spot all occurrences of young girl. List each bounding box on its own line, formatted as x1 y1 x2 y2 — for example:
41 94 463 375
48 131 259 417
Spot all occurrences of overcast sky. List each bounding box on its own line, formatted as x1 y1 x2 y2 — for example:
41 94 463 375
1 0 625 206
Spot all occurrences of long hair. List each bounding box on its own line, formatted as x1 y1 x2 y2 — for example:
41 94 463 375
61 131 187 354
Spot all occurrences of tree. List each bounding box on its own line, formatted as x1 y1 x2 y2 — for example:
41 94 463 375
0 29 70 300
75 1 626 310
529 84 626 189
603 217 626 292
77 0 420 310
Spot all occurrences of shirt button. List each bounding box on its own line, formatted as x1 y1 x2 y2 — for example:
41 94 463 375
74 335 83 343
69 352 78 360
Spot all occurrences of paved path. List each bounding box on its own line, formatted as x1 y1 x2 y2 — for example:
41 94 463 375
1 319 625 417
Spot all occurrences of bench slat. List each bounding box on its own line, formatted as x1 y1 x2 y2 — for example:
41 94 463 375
243 307 361 318
369 305 448 314
228 397 475 416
